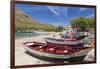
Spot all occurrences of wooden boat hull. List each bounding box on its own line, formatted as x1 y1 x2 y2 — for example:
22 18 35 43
44 38 84 46
23 42 92 59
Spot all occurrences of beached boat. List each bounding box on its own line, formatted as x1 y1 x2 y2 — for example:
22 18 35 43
23 42 92 59
44 38 84 46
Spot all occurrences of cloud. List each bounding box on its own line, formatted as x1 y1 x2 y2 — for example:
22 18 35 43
47 6 60 15
47 6 68 16
86 14 94 18
80 8 88 11
62 7 68 16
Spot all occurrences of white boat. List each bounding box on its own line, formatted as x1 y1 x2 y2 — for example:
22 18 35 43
44 38 84 46
23 42 92 59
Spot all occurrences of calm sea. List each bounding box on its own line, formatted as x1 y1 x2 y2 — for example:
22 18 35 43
15 32 46 39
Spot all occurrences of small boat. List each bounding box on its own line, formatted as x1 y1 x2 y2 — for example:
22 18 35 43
23 42 92 59
44 38 84 46
61 34 87 40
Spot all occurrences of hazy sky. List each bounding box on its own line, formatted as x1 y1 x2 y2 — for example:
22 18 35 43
16 4 95 27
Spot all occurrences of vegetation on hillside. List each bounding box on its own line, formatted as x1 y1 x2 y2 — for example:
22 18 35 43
15 9 64 32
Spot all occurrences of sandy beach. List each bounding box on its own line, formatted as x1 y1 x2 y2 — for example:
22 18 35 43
15 32 95 66
15 33 61 65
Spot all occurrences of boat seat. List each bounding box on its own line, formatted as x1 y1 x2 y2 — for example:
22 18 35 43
55 49 68 55
45 47 56 54
32 45 46 52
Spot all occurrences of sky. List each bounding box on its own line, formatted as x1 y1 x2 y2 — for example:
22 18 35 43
15 4 95 27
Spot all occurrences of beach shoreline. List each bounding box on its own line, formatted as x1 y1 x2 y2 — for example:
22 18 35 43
15 32 95 66
15 32 61 65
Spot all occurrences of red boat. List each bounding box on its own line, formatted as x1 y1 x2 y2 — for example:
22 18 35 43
23 42 92 59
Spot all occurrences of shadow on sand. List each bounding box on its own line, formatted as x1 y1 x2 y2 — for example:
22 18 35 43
25 51 86 64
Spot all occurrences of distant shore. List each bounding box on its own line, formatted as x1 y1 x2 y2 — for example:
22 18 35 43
15 31 61 39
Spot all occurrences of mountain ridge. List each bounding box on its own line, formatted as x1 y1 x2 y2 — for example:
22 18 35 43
15 9 60 32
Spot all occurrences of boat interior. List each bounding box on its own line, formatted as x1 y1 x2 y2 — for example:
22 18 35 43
23 42 90 55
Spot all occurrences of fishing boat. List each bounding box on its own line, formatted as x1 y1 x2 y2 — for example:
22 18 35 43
44 38 84 46
23 42 92 59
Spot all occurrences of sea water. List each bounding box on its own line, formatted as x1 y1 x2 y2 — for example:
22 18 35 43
15 32 46 39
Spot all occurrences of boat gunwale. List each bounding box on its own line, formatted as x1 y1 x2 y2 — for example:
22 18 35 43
23 43 93 59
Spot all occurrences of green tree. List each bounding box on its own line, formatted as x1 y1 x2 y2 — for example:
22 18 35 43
70 17 94 31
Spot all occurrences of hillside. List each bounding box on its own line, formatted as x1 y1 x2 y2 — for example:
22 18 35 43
15 9 60 32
